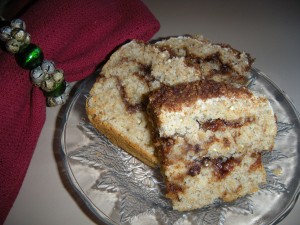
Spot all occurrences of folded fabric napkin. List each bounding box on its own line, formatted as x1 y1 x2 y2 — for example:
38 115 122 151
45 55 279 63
0 0 160 223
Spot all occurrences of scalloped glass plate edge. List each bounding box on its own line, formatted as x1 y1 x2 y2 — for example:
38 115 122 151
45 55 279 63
252 68 300 224
59 72 115 225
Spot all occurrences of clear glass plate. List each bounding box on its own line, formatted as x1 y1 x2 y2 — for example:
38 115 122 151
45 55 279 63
59 68 300 225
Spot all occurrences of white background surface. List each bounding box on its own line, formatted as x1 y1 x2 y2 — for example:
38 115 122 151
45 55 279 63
4 0 300 224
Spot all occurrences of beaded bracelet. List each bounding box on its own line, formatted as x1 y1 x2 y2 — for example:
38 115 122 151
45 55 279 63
0 18 70 107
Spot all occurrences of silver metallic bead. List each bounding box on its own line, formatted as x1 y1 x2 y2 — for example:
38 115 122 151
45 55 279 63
10 19 26 30
41 60 56 74
11 28 27 42
31 66 46 86
24 33 31 45
46 82 71 107
6 39 21 54
0 26 12 42
41 78 55 92
47 95 65 107
52 69 64 83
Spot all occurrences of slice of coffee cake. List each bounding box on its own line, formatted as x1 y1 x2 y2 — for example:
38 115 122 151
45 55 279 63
148 80 277 159
162 152 265 211
147 80 276 211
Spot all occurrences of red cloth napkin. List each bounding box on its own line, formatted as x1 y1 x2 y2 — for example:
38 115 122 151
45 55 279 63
0 0 160 223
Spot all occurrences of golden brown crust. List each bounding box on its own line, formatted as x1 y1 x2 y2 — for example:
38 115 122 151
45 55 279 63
86 101 159 167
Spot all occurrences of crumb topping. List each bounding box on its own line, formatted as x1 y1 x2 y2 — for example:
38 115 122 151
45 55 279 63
149 80 252 113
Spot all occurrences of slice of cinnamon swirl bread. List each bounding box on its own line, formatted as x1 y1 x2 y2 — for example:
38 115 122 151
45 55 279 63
153 35 254 86
147 80 276 211
161 152 266 211
86 35 255 167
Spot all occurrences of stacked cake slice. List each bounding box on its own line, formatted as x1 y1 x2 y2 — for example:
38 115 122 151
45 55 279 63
147 80 277 211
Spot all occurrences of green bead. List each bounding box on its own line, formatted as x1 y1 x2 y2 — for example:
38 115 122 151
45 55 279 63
44 81 66 97
15 44 44 70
